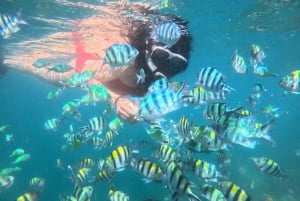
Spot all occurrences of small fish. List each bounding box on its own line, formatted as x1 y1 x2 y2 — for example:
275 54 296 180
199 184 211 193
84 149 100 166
197 67 235 92
44 118 62 131
250 44 265 68
0 167 21 176
252 157 285 178
130 158 165 183
153 144 177 163
165 161 201 201
103 145 133 172
93 168 115 183
108 185 129 201
0 175 14 191
103 43 139 69
46 88 63 100
231 50 247 74
62 101 80 116
73 185 93 201
279 69 300 94
138 81 190 121
9 148 25 158
183 158 224 182
0 124 10 134
147 77 169 93
5 133 14 143
203 102 228 122
83 84 110 103
177 115 190 138
251 83 267 94
261 104 280 118
183 86 228 107
146 122 169 144
80 116 106 136
101 130 119 148
29 177 45 193
48 64 73 73
32 59 50 68
0 12 27 39
76 168 91 183
108 117 123 131
78 158 94 169
60 71 94 88
219 180 252 201
87 136 103 149
15 191 40 201
11 153 30 164
151 21 182 48
136 68 146 84
254 65 278 77
201 183 227 201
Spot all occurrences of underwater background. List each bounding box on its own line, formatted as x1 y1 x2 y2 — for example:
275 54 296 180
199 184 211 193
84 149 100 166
0 0 300 201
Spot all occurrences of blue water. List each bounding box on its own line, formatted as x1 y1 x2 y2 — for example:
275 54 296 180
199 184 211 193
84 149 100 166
1 0 300 201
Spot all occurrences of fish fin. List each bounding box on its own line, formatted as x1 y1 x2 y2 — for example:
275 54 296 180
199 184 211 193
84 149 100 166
259 118 276 146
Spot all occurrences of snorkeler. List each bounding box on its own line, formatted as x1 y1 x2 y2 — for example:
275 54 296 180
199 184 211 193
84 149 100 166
2 1 191 123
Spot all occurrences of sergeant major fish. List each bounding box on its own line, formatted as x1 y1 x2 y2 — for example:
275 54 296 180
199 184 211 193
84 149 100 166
0 12 27 39
197 67 235 92
219 180 252 201
138 81 190 121
279 69 300 94
151 20 182 48
165 161 202 201
231 50 247 74
130 158 165 183
103 43 139 70
252 157 285 178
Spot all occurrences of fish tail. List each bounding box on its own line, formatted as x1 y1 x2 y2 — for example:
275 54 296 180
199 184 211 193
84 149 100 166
259 118 276 146
188 192 202 201
222 84 235 92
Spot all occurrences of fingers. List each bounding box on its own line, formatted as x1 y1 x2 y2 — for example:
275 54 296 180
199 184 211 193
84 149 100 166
116 99 140 124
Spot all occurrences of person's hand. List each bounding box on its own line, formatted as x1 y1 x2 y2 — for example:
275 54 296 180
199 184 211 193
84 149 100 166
115 96 140 124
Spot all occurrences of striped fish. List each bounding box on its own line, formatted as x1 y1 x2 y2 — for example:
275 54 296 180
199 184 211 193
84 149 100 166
177 115 190 138
29 177 45 193
73 185 93 201
103 43 139 69
252 157 285 178
103 145 133 172
151 21 182 48
138 81 190 121
77 158 94 169
44 118 62 131
231 50 247 74
153 144 177 163
197 67 235 92
93 169 115 183
147 77 170 93
80 116 106 136
15 192 40 201
219 181 252 201
203 102 228 122
0 12 27 39
130 158 164 183
108 185 129 201
101 130 119 148
201 184 226 201
165 161 202 201
87 136 103 149
183 159 223 182
76 168 91 183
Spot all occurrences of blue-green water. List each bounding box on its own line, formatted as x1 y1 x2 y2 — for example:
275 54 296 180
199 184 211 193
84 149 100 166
1 0 300 201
